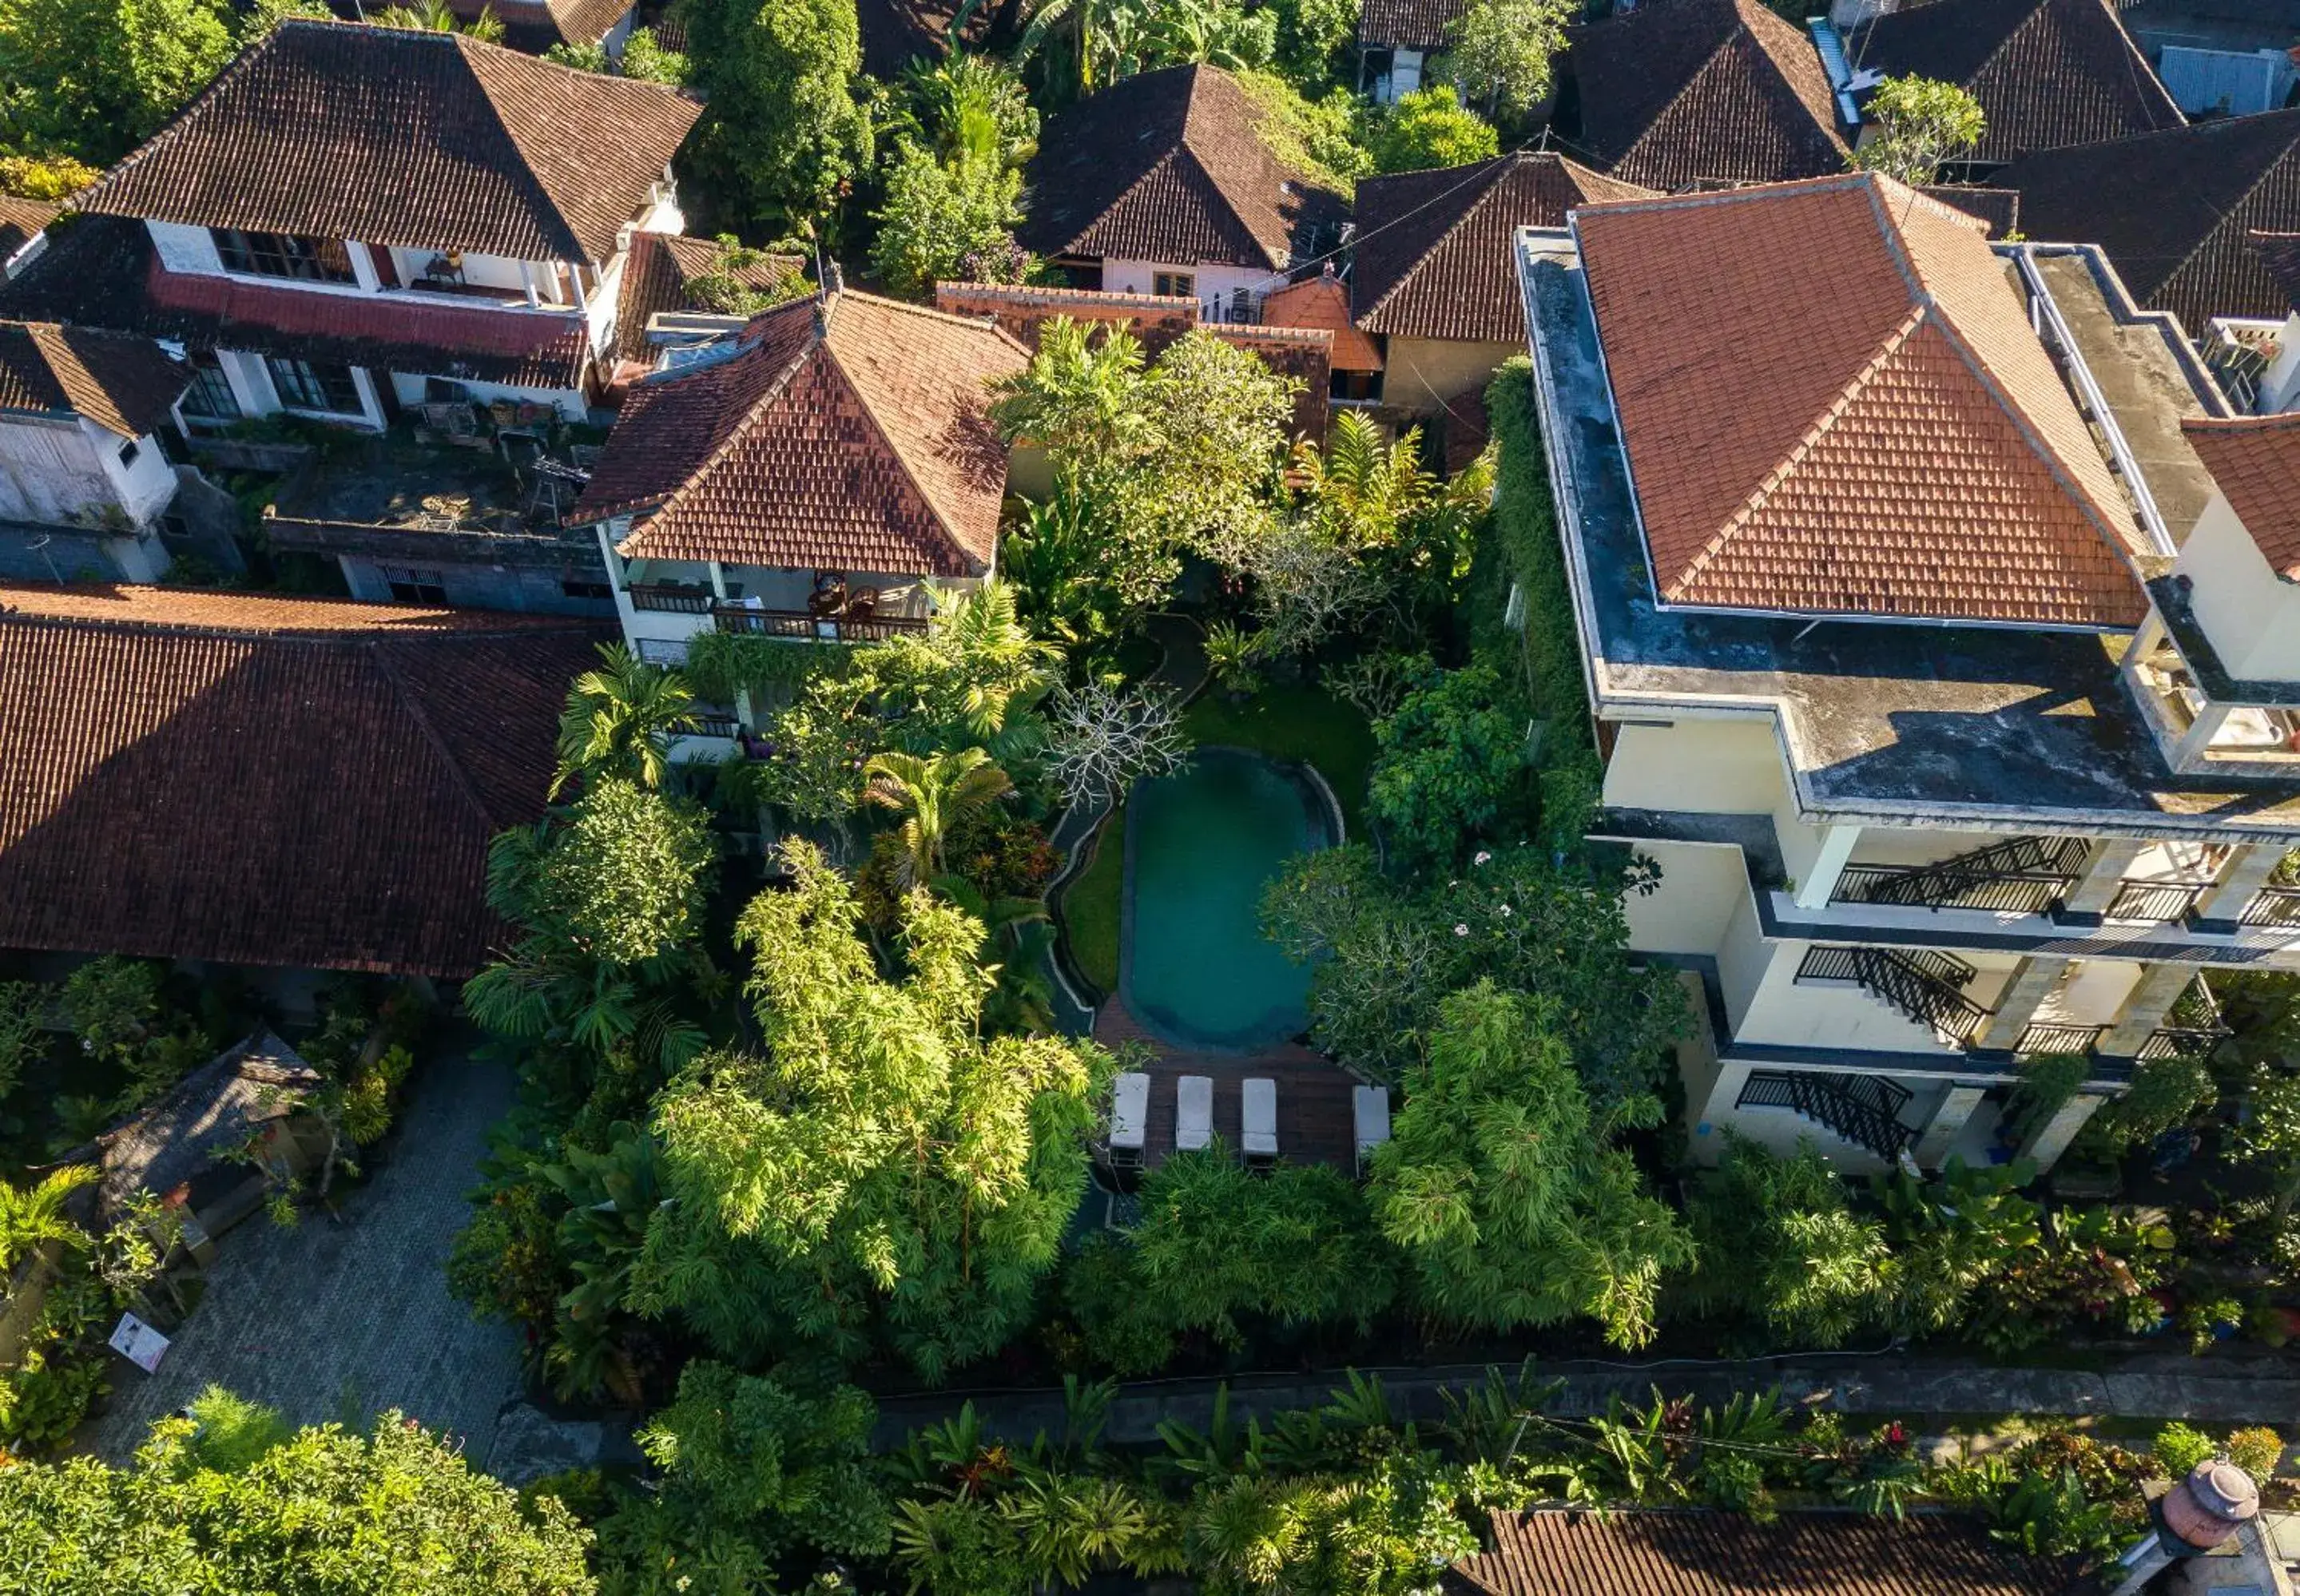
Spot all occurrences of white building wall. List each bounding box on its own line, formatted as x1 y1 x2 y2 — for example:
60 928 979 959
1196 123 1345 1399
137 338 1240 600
89 418 179 523
384 371 585 416
1099 257 1282 309
1619 840 1746 958
1602 717 1785 812
147 219 225 275
0 416 121 523
2175 490 2300 682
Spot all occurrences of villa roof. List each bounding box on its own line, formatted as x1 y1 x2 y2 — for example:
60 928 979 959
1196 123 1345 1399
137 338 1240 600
0 197 54 262
2254 229 2300 312
1261 272 1382 369
1361 0 1470 51
97 1030 320 1213
447 0 632 49
577 290 1027 576
74 21 700 264
1018 65 1346 271
1446 1511 2072 1596
1566 0 1847 189
1848 0 2183 165
1352 152 1653 342
0 320 189 437
2183 414 2300 580
1994 109 2300 331
1573 171 2147 625
0 585 603 976
614 231 806 366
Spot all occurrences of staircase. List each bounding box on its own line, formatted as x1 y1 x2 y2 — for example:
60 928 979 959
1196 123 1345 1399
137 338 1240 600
1738 1069 1917 1161
1831 835 2091 915
1797 944 1992 1046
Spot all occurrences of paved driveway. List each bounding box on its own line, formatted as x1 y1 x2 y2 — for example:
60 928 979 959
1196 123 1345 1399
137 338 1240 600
85 1046 523 1463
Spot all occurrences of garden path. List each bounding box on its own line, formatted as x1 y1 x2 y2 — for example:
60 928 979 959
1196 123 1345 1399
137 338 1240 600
80 1042 522 1463
1091 997 1360 1170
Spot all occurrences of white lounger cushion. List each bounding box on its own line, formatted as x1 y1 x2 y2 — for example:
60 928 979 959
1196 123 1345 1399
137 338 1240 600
1175 1074 1214 1151
1241 1077 1277 1157
1110 1071 1150 1151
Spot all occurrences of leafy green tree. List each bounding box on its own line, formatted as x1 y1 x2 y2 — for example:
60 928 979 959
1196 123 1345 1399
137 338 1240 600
552 643 697 797
1366 660 1526 865
2236 1063 2300 1222
0 1410 594 1592
0 0 236 165
890 53 1039 168
1372 983 1693 1349
871 141 1027 295
1849 74 1986 185
176 1385 292 1473
1442 0 1572 118
863 746 1015 887
372 0 504 39
634 845 1110 1378
1873 1157 2041 1339
0 1165 97 1274
0 150 97 197
677 0 872 233
1683 1137 1889 1349
532 778 718 967
1184 1454 1473 1596
1370 87 1498 173
1267 0 1354 85
544 23 687 81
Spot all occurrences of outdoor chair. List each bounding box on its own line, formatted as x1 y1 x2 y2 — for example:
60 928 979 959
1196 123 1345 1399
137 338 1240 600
1174 1075 1214 1153
1353 1086 1391 1177
1241 1077 1277 1167
1109 1071 1150 1170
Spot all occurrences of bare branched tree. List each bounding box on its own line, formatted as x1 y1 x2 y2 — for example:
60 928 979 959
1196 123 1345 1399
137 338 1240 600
1044 681 1192 809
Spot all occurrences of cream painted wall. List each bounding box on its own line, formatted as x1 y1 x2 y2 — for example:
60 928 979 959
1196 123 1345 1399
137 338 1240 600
2175 491 2300 682
2035 959 2144 1026
1603 718 1785 814
1714 889 1772 1035
1736 939 1969 1055
1100 258 1280 308
1846 827 2020 867
1620 840 1747 958
1384 336 1522 413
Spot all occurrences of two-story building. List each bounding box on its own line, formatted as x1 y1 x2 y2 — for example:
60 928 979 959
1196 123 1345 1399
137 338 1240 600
13 19 699 431
1517 172 2300 1177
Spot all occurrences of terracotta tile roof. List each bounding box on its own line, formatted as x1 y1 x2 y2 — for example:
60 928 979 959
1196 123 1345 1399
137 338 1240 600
0 320 189 437
1261 271 1382 369
1018 65 1347 271
0 197 55 262
1353 151 1654 342
614 231 805 366
2183 414 2300 580
0 215 592 390
0 584 605 976
1575 171 2147 625
1849 0 2182 165
1567 0 1848 189
442 0 632 49
1361 0 1469 50
577 291 1028 575
1447 1510 2072 1596
1996 109 2300 331
76 20 700 264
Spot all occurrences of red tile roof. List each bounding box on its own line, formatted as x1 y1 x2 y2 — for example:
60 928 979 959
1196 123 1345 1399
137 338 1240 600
442 0 631 49
1353 152 1654 343
1448 1510 2071 1596
1567 0 1848 189
614 231 805 367
0 585 605 976
1019 66 1347 271
0 320 188 437
578 291 1028 575
77 21 700 264
1575 171 2147 625
1261 272 1382 369
2183 414 2300 581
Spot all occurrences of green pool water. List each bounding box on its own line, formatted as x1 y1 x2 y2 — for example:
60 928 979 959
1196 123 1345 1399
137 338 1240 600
1122 747 1336 1049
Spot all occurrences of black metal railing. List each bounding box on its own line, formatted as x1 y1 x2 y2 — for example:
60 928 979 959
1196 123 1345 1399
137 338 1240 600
2016 1022 2107 1057
1830 836 2090 915
2138 976 2234 1060
628 582 715 613
1738 1070 1918 1161
688 713 740 739
2104 879 2210 923
1795 944 1990 1046
2239 887 2300 929
713 604 929 641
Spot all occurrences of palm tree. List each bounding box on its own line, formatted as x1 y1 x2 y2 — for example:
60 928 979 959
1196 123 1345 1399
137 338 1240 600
863 748 1015 887
986 316 1149 465
373 0 506 38
0 1165 98 1276
1184 1475 1303 1591
551 642 698 797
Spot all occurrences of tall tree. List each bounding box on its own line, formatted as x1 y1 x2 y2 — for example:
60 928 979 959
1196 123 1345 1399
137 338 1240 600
1682 1136 1890 1348
552 642 697 797
862 746 1015 887
0 0 236 165
1849 75 1986 185
1441 0 1572 119
677 0 872 233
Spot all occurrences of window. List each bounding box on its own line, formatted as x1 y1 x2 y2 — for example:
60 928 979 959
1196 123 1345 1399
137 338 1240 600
265 358 364 417
180 351 239 421
117 439 141 468
1330 369 1384 403
560 578 613 601
378 563 448 604
1152 271 1195 300
213 228 356 283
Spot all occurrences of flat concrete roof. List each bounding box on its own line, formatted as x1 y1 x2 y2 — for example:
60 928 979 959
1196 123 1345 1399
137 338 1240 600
1516 228 2300 842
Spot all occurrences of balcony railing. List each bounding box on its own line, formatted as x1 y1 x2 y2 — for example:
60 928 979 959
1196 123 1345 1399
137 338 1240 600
1738 1070 1918 1161
713 603 929 641
2104 880 2210 923
1833 864 2071 915
2016 1022 2108 1057
2139 977 2234 1060
688 713 740 739
2240 887 2300 930
628 583 715 614
1796 944 1992 1047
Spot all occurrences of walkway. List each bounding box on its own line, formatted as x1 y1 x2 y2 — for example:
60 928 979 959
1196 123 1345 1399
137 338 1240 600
1094 998 1360 1170
83 1045 522 1463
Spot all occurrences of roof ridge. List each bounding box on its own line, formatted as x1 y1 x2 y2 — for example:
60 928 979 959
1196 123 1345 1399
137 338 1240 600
1168 140 1287 269
819 308 983 574
1357 157 1515 325
626 302 827 539
1618 7 1750 173
2151 134 2300 330
454 35 594 262
364 636 503 832
846 288 1037 356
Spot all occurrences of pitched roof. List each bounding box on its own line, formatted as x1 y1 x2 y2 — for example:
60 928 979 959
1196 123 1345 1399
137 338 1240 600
0 215 591 391
1921 183 2021 236
1361 0 1470 50
576 291 1027 575
1994 109 2300 331
1849 0 2183 165
0 585 604 976
2183 414 2300 580
1574 171 2147 625
443 0 632 50
1261 271 1383 369
1353 151 1654 341
615 231 805 367
98 1030 320 1213
1018 65 1346 271
0 320 189 437
2254 228 2300 311
76 21 699 264
1446 1510 2072 1596
1567 0 1848 189
0 197 55 262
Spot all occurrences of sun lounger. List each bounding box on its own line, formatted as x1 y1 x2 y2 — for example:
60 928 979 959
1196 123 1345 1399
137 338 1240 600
1353 1086 1392 1175
1110 1071 1150 1167
1241 1077 1278 1163
1175 1075 1214 1153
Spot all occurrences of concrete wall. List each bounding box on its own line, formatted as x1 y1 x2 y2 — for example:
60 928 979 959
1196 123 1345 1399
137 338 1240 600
1603 717 1786 814
383 371 585 418
339 554 616 616
0 523 168 582
1384 335 1523 413
1620 839 1748 958
2175 490 2300 682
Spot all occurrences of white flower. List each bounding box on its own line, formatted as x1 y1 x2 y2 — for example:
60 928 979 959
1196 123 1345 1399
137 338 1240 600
1474 850 1492 866
1498 903 1513 917
1454 923 1470 936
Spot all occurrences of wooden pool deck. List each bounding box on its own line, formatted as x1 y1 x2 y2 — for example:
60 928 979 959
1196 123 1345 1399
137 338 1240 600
1092 998 1365 1172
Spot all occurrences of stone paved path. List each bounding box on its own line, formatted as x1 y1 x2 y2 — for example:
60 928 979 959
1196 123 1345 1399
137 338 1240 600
84 1046 523 1463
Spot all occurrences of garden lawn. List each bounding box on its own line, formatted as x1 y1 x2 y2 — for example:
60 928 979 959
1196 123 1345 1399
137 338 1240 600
1062 808 1125 995
1184 684 1376 841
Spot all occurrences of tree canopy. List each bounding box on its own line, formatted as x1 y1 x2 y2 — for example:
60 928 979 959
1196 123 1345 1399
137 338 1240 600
0 0 236 164
676 0 872 233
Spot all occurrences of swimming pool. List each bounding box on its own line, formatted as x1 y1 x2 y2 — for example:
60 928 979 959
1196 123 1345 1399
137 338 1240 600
1121 747 1338 1049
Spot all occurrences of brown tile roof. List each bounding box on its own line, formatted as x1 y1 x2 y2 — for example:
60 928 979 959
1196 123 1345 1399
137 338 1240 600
0 584 605 976
1995 109 2300 331
1261 271 1383 369
0 215 592 391
1567 0 1848 189
614 231 805 367
0 320 189 437
932 281 1202 351
2183 414 2300 580
1353 151 1654 342
77 20 699 264
1018 65 1348 271
0 197 55 262
1850 0 2182 165
577 291 1027 574
1447 1510 2072 1596
2254 229 2300 312
1361 0 1469 50
441 0 632 50
1575 171 2147 625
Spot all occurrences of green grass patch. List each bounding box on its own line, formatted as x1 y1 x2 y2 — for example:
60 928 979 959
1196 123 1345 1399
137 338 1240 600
1185 683 1376 841
1061 808 1126 996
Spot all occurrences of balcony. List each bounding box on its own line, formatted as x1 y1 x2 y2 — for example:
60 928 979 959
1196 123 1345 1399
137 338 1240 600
1737 1069 1918 1162
629 583 715 614
1829 835 2089 916
2014 1022 2109 1056
1795 944 1992 1047
2241 887 2300 930
713 602 928 641
2139 979 2233 1061
2103 879 2211 923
